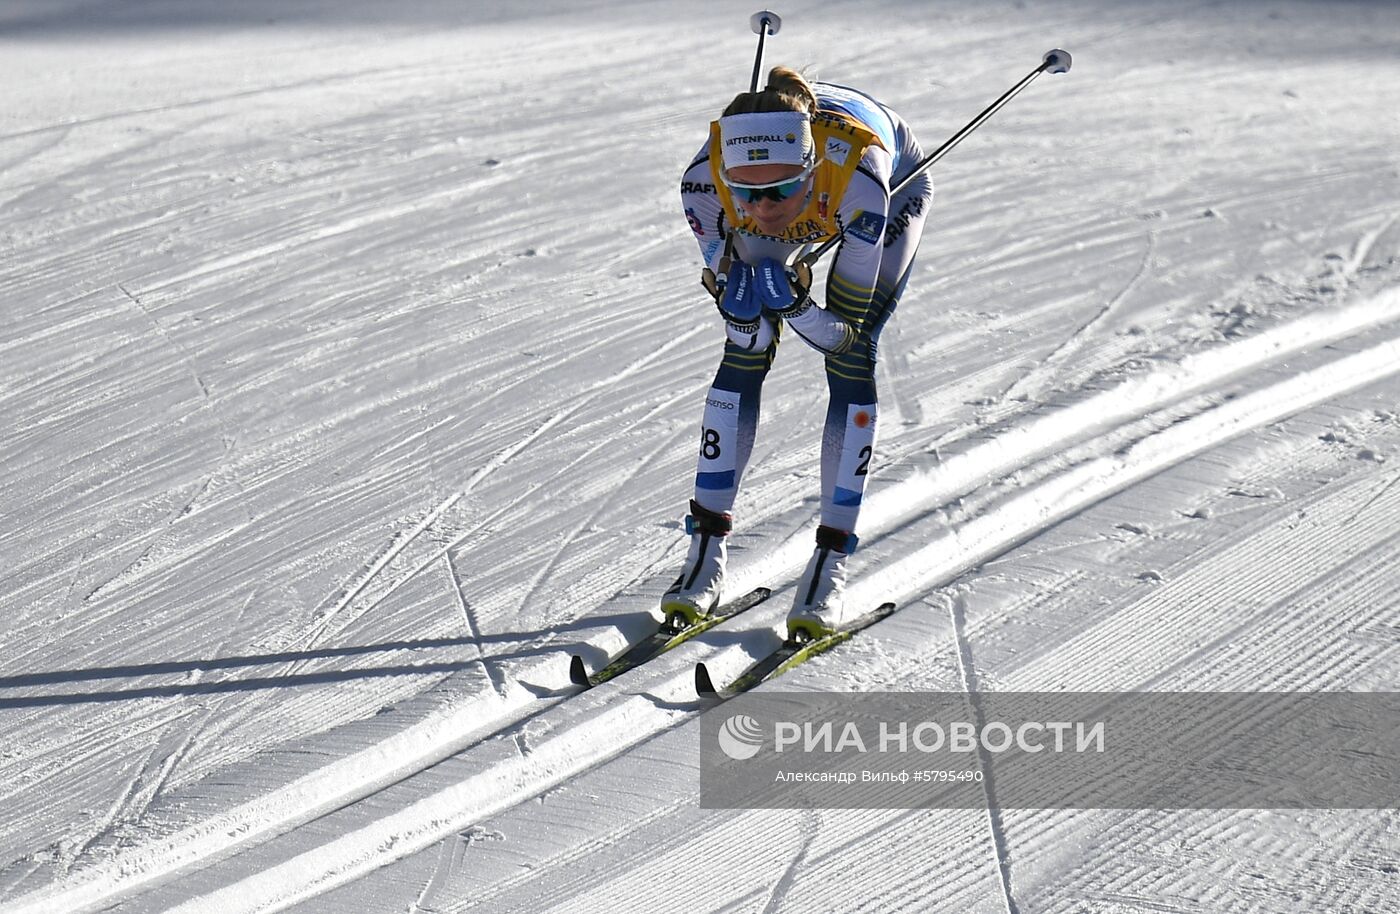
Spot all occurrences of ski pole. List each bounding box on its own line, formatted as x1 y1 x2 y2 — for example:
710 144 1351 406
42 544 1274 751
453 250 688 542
708 10 786 295
748 10 782 92
797 48 1072 274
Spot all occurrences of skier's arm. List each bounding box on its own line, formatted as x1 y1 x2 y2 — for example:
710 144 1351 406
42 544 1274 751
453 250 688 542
680 153 776 352
755 156 891 355
821 164 891 346
680 153 728 276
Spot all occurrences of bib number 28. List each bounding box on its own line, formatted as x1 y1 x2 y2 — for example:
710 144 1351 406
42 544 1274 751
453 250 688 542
702 427 723 460
695 390 741 493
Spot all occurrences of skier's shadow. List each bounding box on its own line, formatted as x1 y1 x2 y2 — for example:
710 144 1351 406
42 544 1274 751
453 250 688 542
640 691 715 713
0 612 640 709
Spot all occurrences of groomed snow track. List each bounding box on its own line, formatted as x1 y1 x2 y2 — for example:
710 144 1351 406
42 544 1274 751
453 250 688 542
10 287 1400 914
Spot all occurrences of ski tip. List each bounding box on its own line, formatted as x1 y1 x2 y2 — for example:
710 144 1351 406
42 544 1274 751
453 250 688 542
862 602 898 628
695 662 718 697
568 654 590 688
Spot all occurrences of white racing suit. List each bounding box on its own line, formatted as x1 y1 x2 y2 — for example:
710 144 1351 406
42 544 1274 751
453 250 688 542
680 82 933 535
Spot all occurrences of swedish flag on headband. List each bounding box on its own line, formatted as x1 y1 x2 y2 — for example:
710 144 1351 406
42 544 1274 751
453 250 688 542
747 148 769 161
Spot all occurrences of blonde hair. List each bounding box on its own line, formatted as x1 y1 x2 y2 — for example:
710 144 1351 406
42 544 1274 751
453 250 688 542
722 65 818 118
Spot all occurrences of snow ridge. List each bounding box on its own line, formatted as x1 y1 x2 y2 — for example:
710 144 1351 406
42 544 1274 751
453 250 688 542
11 286 1397 914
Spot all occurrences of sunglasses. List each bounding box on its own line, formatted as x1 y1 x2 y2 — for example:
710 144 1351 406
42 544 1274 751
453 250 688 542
723 159 820 204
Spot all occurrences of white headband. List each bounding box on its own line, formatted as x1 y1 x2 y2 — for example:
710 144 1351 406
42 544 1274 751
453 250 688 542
717 111 814 173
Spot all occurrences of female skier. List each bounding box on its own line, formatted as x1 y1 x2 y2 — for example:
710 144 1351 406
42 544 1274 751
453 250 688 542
666 66 932 640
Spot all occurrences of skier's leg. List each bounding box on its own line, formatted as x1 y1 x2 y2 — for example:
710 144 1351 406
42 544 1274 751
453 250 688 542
693 338 777 516
791 176 931 635
664 335 780 620
817 172 929 534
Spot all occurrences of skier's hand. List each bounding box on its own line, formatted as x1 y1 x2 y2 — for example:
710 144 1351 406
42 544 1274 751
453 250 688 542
717 261 760 326
755 258 810 317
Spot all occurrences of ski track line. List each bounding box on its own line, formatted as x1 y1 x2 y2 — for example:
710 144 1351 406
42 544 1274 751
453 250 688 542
461 310 705 458
1050 479 1400 696
10 290 1400 914
307 324 709 646
444 792 703 913
406 838 462 914
484 805 997 914
508 391 703 624
997 229 1157 406
368 414 458 464
948 594 1022 914
301 322 675 645
300 406 573 649
723 285 1400 607
65 584 257 875
115 283 213 401
1344 465 1400 526
1 328 713 910
45 330 518 615
132 174 516 299
839 327 1400 622
299 488 477 651
306 409 667 686
456 321 1400 912
757 808 820 914
91 303 1400 914
1346 212 1398 278
443 552 509 702
0 61 432 144
54 738 169 879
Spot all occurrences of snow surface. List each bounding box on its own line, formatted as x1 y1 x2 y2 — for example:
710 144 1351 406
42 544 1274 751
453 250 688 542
2 0 1399 911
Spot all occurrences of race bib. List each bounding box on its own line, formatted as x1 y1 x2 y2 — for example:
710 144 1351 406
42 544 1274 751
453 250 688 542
833 403 878 507
696 389 742 491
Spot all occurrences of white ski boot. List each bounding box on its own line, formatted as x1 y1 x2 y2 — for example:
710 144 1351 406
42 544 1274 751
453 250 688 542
661 500 732 629
787 526 857 642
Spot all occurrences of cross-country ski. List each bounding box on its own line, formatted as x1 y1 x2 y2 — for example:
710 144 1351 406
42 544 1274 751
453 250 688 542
695 601 898 699
569 587 771 688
